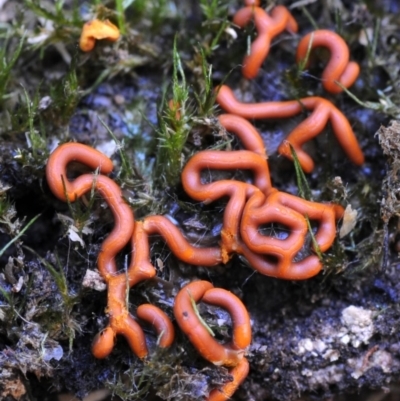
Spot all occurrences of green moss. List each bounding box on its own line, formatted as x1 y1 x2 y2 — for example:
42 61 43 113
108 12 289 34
155 38 192 188
0 35 24 107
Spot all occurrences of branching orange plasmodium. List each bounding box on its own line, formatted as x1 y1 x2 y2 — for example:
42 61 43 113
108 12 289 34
45 2 365 398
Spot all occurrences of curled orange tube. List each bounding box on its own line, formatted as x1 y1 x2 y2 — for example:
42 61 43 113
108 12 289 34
207 358 250 401
277 97 365 172
218 114 266 156
240 239 323 280
296 30 360 94
216 85 364 172
46 142 114 202
46 144 134 278
182 150 271 199
182 151 269 260
137 304 175 348
79 19 120 52
182 114 272 260
143 215 222 266
124 216 221 290
240 190 343 279
234 6 298 79
173 281 251 367
47 143 148 359
202 288 251 350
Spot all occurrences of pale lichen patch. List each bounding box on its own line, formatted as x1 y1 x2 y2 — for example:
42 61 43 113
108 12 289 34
82 269 107 291
339 305 374 348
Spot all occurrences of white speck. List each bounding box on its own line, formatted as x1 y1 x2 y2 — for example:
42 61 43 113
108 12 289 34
314 339 327 353
82 269 107 291
340 334 350 345
341 305 374 347
224 27 238 40
323 349 340 362
43 344 63 361
297 338 314 354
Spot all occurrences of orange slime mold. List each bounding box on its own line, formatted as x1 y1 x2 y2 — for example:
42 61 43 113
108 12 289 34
296 30 360 94
181 114 273 260
240 189 344 280
216 85 364 172
202 288 251 350
173 281 251 367
46 143 163 359
218 114 266 156
137 304 175 348
234 5 298 79
181 146 269 260
46 4 363 398
46 143 133 279
142 215 222 266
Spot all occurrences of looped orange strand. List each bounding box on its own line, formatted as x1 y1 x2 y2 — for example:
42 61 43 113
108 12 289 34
142 215 222 266
127 221 157 287
218 114 266 157
79 19 120 52
182 150 271 198
240 190 344 280
234 5 298 79
93 221 179 358
182 150 269 261
277 97 365 172
209 116 343 279
202 288 251 351
127 216 222 277
296 30 360 94
216 85 364 172
137 304 175 348
45 143 134 279
173 281 251 367
215 114 343 279
46 142 114 202
181 114 273 260
46 143 153 359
